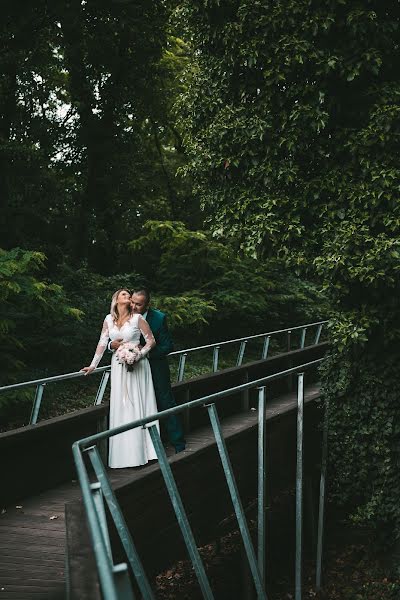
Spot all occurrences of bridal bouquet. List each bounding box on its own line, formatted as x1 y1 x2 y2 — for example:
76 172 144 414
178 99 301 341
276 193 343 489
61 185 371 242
115 342 141 371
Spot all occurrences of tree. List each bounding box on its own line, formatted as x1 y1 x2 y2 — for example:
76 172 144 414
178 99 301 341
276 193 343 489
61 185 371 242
0 247 80 418
131 220 327 341
0 0 197 275
180 0 400 542
0 1 69 267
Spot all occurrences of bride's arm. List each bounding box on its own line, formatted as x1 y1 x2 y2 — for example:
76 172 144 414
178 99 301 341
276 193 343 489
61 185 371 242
81 317 110 375
137 314 156 358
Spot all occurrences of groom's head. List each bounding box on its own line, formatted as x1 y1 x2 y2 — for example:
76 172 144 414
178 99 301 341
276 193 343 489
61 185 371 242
131 287 150 314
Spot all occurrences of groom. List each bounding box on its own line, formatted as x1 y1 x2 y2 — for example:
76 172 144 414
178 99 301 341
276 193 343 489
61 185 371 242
110 287 186 453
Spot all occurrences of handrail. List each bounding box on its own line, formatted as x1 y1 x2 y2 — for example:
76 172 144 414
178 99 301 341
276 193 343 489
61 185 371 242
75 358 322 449
0 365 110 393
0 320 328 392
72 356 325 600
0 319 328 425
168 320 328 356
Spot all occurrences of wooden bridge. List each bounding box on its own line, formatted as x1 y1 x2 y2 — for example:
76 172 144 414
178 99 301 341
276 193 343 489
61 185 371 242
0 327 328 599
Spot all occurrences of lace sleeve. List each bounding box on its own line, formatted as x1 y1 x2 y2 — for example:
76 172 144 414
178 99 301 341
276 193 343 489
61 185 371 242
138 314 156 357
90 317 110 368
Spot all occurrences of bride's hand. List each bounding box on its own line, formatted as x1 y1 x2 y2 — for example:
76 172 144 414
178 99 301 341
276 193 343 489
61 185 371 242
81 366 95 376
132 347 143 362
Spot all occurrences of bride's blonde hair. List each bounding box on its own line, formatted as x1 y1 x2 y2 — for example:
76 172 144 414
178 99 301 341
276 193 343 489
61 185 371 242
110 288 131 323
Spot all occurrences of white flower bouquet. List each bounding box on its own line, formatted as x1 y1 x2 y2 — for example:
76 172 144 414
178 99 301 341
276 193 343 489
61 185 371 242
115 342 141 371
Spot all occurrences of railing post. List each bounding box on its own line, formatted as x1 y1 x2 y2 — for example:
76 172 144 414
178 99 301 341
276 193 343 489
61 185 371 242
236 340 248 367
287 330 292 353
87 446 155 600
241 545 254 600
183 388 191 434
314 324 323 345
97 414 108 464
113 564 136 599
300 328 307 349
295 373 304 600
316 400 329 591
30 383 45 424
287 330 293 391
241 371 250 411
261 336 270 360
72 445 119 600
257 386 267 585
147 424 214 599
207 403 267 599
177 353 187 382
95 370 110 405
90 482 113 562
213 346 220 373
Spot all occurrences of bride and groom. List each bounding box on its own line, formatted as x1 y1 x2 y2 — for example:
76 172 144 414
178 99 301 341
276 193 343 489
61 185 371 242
82 287 186 468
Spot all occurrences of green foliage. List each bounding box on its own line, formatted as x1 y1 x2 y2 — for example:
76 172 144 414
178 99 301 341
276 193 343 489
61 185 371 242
179 0 400 334
0 247 80 416
153 292 216 331
180 0 400 542
130 220 328 341
321 346 400 545
0 248 80 371
52 263 217 371
132 220 208 251
0 0 197 274
180 0 400 275
0 2 330 432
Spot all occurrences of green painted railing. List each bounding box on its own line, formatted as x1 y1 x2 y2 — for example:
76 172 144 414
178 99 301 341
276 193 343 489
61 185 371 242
173 320 326 382
0 320 327 426
72 356 327 600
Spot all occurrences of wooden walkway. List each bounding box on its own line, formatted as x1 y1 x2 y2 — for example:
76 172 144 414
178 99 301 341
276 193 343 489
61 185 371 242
0 384 320 599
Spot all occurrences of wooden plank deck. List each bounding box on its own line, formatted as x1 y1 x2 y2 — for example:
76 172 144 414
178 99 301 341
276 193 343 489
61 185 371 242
0 384 320 599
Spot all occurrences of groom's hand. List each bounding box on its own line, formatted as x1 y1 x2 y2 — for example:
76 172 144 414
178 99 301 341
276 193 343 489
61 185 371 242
110 338 123 350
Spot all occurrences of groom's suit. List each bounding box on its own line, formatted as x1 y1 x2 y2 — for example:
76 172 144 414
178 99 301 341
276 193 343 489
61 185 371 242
141 308 186 452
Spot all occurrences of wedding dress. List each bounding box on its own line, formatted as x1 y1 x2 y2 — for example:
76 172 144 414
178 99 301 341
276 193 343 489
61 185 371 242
89 313 159 468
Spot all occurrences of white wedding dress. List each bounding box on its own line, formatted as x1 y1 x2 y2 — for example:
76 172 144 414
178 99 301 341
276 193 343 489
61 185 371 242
89 313 160 468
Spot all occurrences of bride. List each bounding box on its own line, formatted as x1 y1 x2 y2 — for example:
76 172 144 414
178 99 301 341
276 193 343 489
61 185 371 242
82 288 160 468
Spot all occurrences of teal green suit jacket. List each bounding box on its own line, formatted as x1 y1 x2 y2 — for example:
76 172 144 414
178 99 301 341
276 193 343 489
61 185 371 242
143 308 185 448
143 308 174 399
145 308 174 361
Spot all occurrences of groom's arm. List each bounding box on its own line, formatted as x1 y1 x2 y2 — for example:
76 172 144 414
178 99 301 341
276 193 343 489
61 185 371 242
149 316 174 359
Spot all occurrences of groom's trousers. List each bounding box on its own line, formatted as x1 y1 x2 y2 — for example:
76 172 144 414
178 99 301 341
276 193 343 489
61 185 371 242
148 358 186 452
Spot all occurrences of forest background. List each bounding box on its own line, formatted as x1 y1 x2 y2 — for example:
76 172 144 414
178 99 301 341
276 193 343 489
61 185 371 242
1 0 400 555
0 0 325 421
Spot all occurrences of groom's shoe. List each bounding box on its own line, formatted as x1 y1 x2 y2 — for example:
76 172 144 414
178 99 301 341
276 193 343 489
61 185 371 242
175 443 186 454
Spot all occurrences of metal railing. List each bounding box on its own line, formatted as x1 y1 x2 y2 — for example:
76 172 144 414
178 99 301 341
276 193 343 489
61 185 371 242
72 357 328 600
171 320 327 382
0 320 327 426
0 366 111 425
